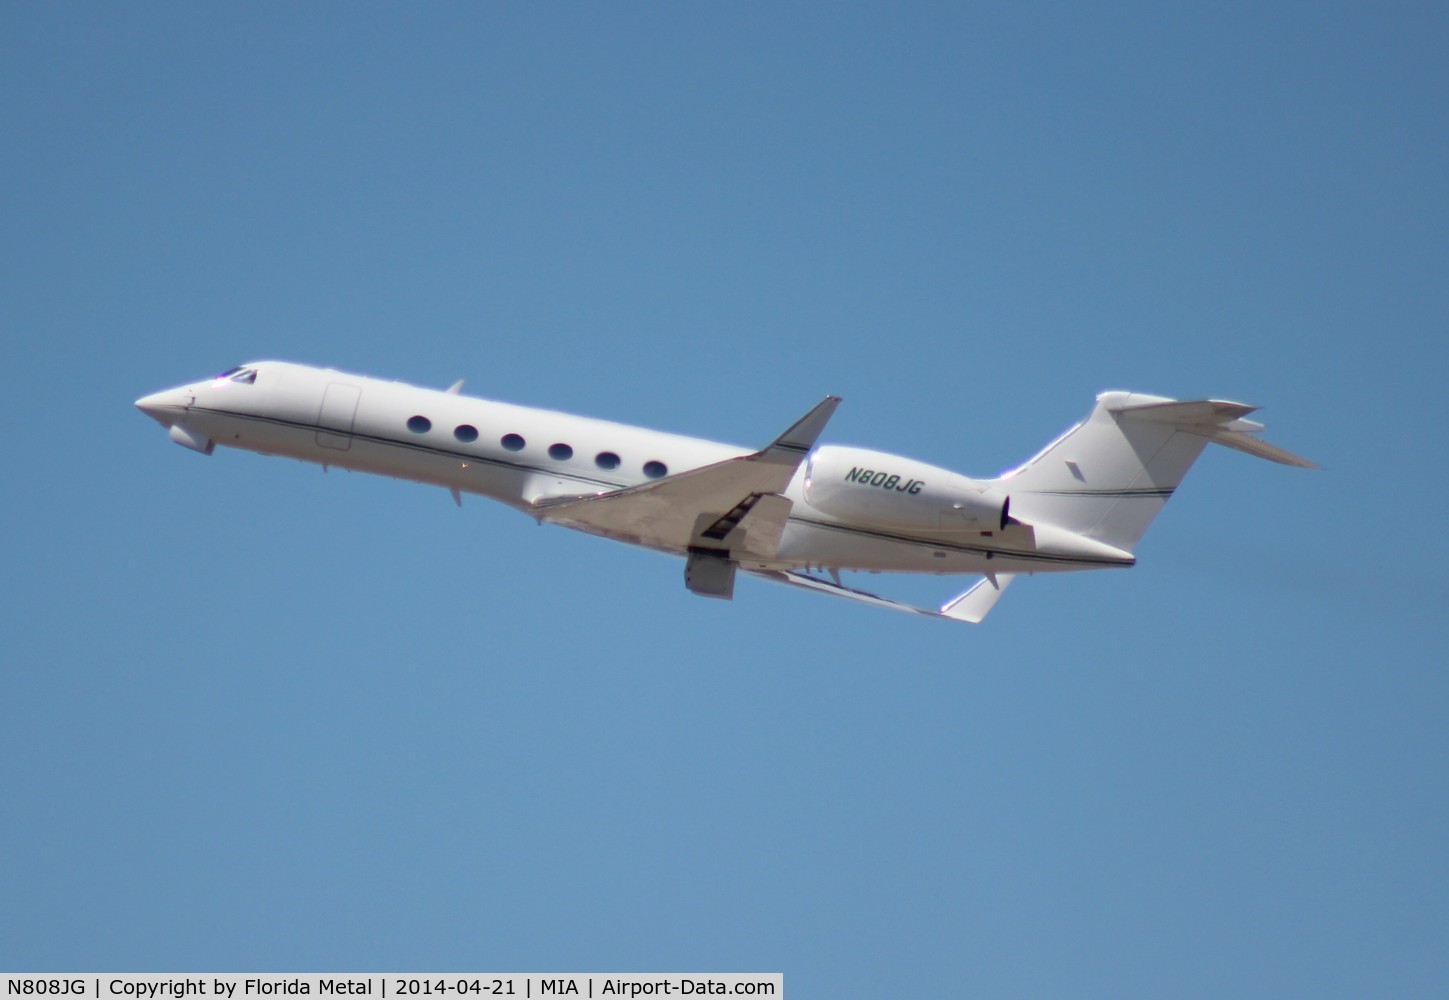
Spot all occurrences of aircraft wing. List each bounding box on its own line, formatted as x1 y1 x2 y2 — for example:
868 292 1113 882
531 396 840 557
746 569 1016 623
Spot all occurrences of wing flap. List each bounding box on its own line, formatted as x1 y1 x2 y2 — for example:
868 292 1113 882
700 492 794 558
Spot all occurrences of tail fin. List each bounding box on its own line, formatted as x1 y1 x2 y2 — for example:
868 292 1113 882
995 392 1315 553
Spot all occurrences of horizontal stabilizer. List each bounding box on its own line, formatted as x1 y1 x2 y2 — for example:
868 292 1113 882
1108 398 1259 424
1111 396 1318 468
1205 427 1319 468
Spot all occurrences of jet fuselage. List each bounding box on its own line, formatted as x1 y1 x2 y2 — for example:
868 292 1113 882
136 361 1103 578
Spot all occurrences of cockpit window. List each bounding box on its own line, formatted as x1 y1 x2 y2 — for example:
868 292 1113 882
214 366 258 384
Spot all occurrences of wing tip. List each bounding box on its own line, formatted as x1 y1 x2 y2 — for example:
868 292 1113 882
940 574 1016 623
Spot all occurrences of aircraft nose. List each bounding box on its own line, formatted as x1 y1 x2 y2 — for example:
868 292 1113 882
134 387 191 425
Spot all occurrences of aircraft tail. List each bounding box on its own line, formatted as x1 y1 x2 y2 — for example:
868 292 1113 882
995 392 1315 553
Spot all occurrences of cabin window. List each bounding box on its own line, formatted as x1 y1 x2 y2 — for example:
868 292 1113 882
407 415 432 433
548 443 573 461
595 451 621 470
454 424 479 443
501 433 525 452
643 460 668 479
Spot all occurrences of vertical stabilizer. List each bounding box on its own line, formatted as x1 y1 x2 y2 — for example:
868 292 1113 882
994 392 1311 552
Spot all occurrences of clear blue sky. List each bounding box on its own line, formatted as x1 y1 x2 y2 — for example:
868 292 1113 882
4 3 1447 995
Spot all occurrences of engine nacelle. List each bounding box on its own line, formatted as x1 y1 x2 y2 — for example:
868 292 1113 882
803 446 1009 533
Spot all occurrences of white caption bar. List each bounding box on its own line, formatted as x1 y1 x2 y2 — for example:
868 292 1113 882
4 976 781 1000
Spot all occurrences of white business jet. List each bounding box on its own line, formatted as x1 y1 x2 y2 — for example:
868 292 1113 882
136 362 1313 622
